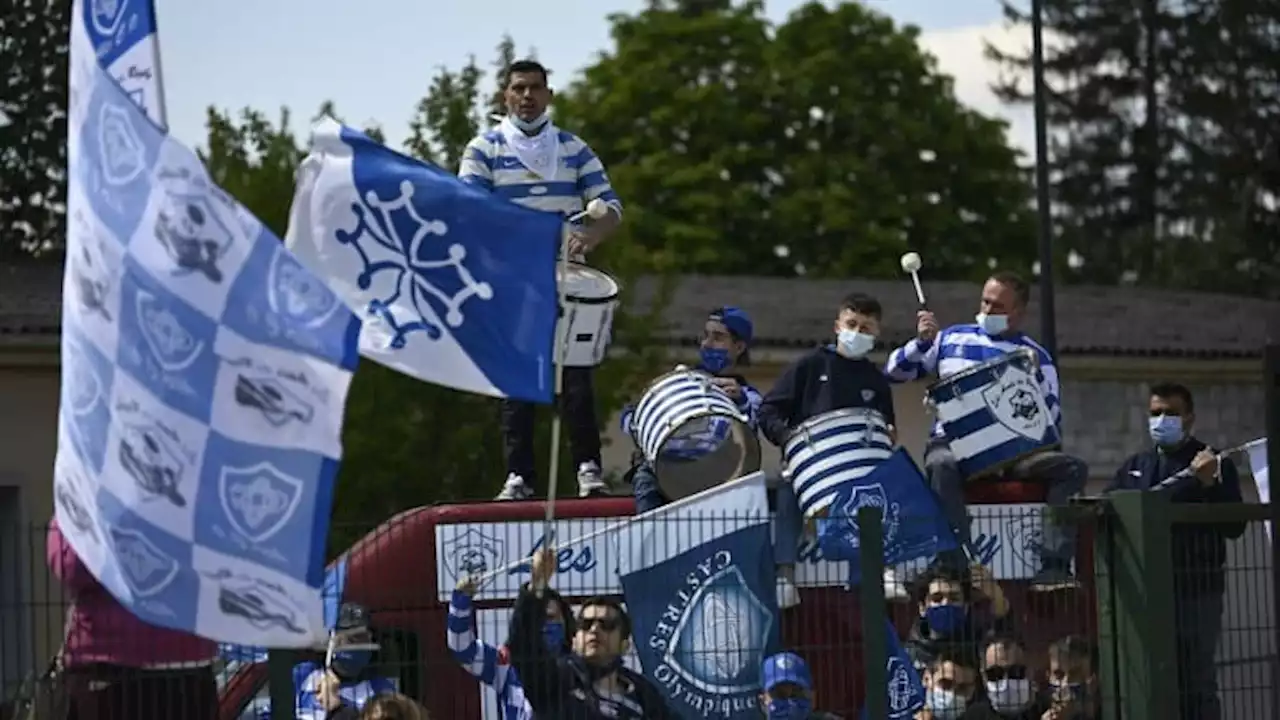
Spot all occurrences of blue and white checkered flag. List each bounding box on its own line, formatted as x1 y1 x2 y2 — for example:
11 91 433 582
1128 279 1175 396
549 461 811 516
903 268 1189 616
56 4 359 647
81 0 167 124
286 120 563 403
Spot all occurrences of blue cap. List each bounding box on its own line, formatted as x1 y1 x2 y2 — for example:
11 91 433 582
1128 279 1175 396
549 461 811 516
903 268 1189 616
762 651 812 691
709 306 753 346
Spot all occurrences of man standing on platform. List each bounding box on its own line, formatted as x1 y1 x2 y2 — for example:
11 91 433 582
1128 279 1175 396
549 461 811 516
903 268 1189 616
458 59 623 501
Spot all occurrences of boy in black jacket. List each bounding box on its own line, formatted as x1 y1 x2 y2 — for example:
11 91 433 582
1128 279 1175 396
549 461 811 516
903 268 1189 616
758 291 901 599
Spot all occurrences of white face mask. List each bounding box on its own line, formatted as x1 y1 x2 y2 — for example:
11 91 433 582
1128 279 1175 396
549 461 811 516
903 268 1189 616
510 111 549 133
976 312 1009 335
986 678 1034 715
925 688 967 719
837 329 876 358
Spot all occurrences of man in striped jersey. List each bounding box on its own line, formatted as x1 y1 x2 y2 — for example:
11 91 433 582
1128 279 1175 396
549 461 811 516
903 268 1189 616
458 59 623 501
447 575 574 719
884 271 1087 592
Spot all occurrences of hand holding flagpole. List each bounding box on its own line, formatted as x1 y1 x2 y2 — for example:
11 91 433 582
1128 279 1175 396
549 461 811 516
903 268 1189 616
542 199 610 548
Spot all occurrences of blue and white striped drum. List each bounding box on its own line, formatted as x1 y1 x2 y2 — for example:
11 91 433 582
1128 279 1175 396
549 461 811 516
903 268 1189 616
629 367 761 500
783 409 894 518
926 347 1061 479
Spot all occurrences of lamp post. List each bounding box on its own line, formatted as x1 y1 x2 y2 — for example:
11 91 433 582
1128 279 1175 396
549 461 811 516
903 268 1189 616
1031 0 1057 360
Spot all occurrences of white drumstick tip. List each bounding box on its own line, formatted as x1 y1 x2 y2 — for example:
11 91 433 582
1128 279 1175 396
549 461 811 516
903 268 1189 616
585 198 609 219
900 252 922 274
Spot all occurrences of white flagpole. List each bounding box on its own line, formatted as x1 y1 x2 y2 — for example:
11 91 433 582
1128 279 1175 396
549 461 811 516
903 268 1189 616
146 0 171 129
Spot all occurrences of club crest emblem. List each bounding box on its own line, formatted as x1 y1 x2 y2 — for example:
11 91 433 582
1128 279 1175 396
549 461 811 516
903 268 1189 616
665 564 773 694
839 484 901 549
98 103 147 186
218 463 305 544
89 0 129 37
110 526 179 597
65 343 105 417
886 656 921 719
267 250 341 328
135 290 206 373
1002 510 1044 571
981 362 1049 441
440 528 505 581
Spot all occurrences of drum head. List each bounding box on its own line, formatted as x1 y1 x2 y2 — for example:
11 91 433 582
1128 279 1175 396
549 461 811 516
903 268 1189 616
558 262 619 302
654 417 762 501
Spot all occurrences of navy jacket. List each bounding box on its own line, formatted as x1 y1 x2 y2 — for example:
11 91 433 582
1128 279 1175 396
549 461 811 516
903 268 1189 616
1106 437 1245 594
758 346 895 448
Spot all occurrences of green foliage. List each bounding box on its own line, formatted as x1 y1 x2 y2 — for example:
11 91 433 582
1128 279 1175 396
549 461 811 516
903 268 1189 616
405 58 483 169
0 0 70 258
988 0 1280 296
553 0 1035 280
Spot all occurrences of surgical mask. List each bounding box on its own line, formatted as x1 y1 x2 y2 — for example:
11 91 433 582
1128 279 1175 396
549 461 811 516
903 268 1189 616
699 347 731 374
986 678 1034 715
924 603 967 636
542 621 566 653
510 112 549 133
330 649 371 679
837 329 876 358
765 697 812 719
1050 680 1088 703
925 688 967 719
976 312 1009 335
1149 414 1184 446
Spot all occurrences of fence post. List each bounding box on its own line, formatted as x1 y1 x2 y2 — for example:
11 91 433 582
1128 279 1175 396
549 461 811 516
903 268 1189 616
1094 490 1177 720
267 649 299 720
857 506 888 720
1265 336 1280 715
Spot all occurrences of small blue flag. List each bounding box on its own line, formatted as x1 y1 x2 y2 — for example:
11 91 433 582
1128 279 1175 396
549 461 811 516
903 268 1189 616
286 120 563 403
816 448 959 583
860 619 927 720
616 473 780 719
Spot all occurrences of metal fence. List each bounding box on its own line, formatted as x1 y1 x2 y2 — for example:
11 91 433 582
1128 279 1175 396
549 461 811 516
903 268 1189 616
10 494 1269 720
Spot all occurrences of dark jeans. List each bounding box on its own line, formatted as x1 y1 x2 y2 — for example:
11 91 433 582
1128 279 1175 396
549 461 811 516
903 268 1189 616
1175 589 1224 720
924 438 1088 568
62 663 216 720
501 366 601 490
633 463 801 565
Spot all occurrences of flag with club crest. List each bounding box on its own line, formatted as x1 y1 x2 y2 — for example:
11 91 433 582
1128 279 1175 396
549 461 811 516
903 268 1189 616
1246 439 1269 538
57 2 359 646
817 448 959 585
860 619 927 720
81 0 167 124
285 120 563 403
615 472 780 720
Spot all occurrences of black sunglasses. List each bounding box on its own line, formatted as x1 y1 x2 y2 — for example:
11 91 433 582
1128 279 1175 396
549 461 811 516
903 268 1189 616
984 665 1028 682
580 616 621 633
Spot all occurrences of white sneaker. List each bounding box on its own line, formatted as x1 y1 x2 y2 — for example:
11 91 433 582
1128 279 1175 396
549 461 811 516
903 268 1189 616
577 461 608 497
883 569 910 601
776 576 801 610
495 474 534 501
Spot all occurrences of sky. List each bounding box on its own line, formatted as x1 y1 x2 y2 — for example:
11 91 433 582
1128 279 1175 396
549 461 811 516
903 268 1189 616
154 0 1040 155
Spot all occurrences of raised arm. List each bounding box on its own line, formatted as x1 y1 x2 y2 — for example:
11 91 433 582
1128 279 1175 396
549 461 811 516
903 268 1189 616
572 139 622 241
884 337 940 383
1033 347 1063 426
447 589 512 693
457 136 495 192
508 548 570 713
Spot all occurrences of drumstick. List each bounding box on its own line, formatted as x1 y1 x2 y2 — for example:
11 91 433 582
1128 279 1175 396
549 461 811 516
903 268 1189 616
899 252 926 309
567 198 610 225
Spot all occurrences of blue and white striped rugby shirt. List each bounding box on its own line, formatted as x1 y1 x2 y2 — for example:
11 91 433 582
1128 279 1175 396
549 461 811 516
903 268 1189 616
458 126 623 220
448 590 534 720
884 323 1061 437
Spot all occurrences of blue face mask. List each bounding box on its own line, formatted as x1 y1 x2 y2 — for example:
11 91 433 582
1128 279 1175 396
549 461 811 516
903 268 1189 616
542 621 566 653
976 312 1009 335
765 697 813 719
331 649 371 678
1149 414 1184 446
924 603 967 636
699 347 732 373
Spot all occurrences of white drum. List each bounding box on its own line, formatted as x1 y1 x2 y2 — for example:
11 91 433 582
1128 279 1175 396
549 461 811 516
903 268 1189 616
555 262 619 368
782 409 894 518
629 368 762 501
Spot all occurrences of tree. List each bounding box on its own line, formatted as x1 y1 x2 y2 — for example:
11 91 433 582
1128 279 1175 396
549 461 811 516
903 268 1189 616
0 0 70 259
552 0 1035 279
404 58 483 169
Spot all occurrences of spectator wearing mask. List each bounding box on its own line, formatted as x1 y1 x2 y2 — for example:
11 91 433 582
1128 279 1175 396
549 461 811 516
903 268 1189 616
47 519 219 720
625 306 763 514
1042 636 1101 720
1106 382 1242 720
293 602 397 719
917 649 981 720
759 292 901 604
758 651 842 719
509 547 675 718
448 574 574 719
961 635 1046 719
904 564 1012 673
359 692 430 719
